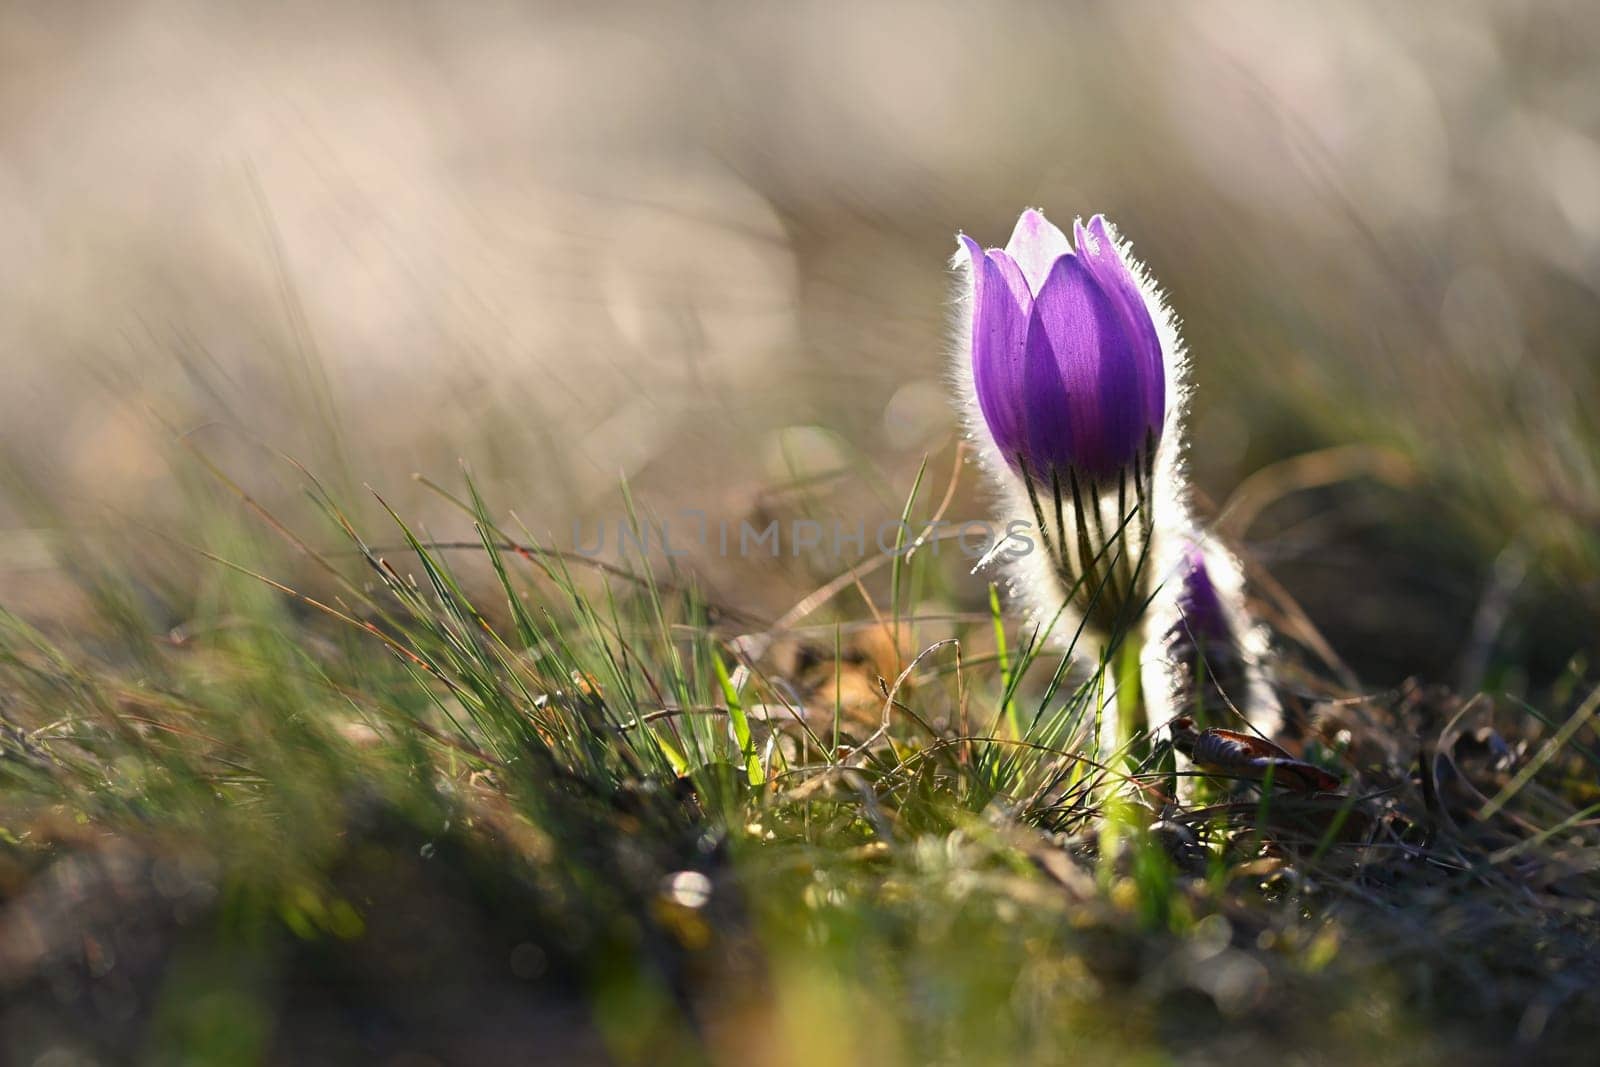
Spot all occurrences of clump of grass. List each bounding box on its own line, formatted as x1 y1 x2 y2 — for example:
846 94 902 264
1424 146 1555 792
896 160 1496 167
0 453 1597 1065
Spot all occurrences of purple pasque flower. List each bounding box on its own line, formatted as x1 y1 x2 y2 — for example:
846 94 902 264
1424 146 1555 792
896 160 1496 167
1174 542 1233 650
1166 540 1249 727
958 209 1165 484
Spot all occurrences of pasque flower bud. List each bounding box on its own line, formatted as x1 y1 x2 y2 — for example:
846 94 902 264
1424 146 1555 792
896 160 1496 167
1145 535 1283 752
953 208 1177 636
959 210 1165 485
953 208 1281 748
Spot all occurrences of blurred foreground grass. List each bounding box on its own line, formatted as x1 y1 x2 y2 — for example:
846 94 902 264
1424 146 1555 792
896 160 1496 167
0 453 1597 1065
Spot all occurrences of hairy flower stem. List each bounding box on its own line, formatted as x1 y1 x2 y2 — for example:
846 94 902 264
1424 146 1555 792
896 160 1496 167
1114 634 1146 763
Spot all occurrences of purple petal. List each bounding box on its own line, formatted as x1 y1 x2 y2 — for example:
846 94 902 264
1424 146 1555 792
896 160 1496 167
1177 544 1232 647
1075 215 1165 439
1022 255 1145 479
1004 209 1073 295
959 236 1032 465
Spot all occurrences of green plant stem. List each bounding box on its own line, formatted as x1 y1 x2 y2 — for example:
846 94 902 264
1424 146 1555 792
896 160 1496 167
1115 636 1145 761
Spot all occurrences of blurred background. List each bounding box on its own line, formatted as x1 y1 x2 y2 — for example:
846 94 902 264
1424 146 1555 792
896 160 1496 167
2 0 1597 693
